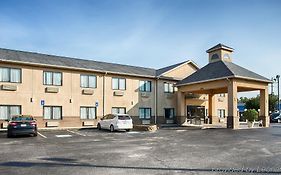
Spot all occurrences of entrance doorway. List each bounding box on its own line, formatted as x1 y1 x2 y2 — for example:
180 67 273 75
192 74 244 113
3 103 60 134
187 105 205 125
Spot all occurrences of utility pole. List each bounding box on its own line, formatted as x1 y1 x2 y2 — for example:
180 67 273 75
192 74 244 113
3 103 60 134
277 75 280 112
271 77 275 95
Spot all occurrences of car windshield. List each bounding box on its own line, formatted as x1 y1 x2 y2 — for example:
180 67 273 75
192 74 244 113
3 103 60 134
12 116 33 121
271 113 280 118
118 115 131 120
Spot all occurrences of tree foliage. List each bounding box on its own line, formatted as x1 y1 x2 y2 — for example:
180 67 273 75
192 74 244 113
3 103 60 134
244 109 258 122
240 94 278 113
245 96 260 111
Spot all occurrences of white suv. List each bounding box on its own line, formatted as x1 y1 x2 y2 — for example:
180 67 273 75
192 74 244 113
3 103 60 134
97 114 133 132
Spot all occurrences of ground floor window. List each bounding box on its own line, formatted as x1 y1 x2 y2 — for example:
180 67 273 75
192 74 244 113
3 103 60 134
164 108 175 119
217 109 225 118
44 106 62 120
112 107 126 114
80 107 96 119
139 108 151 119
0 105 21 120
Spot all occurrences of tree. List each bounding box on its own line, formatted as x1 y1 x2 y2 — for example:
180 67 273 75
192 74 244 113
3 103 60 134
269 94 278 113
245 96 260 111
239 97 249 103
244 109 258 122
240 94 278 113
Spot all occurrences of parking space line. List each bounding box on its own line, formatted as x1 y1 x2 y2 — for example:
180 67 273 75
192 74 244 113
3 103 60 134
66 129 87 137
37 132 47 138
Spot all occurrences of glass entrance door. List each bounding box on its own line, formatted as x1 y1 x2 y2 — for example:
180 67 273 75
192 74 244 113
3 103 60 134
187 106 205 125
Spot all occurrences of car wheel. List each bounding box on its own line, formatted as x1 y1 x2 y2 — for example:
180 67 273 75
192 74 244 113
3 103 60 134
110 125 114 132
34 132 38 137
97 123 101 130
7 131 13 138
125 129 131 132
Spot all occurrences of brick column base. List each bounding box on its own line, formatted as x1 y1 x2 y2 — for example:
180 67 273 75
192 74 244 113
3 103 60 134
259 116 270 127
227 116 239 129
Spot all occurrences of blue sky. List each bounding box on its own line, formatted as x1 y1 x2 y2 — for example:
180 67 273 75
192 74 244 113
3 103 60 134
0 0 280 96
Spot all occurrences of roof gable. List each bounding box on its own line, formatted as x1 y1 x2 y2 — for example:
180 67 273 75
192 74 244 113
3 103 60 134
177 61 270 86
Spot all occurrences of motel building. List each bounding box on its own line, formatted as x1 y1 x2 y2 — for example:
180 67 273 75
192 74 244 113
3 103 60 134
0 44 271 129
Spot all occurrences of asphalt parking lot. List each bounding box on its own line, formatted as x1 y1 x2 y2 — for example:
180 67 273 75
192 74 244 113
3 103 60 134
0 124 281 175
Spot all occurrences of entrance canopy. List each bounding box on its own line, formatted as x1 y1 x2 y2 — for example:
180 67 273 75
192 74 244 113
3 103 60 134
176 44 271 129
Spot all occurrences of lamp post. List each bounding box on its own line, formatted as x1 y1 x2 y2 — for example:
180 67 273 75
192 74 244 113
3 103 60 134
271 77 275 95
276 75 280 112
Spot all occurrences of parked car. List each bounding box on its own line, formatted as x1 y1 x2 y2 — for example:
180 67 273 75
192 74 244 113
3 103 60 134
270 113 281 123
97 114 133 132
6 115 37 138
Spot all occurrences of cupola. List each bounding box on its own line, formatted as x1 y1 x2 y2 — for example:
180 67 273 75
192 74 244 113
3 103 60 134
206 43 234 63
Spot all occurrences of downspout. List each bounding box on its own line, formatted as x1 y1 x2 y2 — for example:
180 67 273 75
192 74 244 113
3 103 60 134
102 72 108 116
154 77 159 125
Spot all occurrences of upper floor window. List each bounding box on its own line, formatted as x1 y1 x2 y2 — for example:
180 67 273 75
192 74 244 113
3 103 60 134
0 67 21 83
43 71 62 86
0 105 21 120
43 106 62 120
112 78 126 90
218 93 225 97
81 75 97 88
164 82 174 93
80 106 96 119
139 80 151 92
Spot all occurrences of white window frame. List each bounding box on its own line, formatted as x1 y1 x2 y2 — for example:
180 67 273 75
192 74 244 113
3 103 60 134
80 106 96 119
217 109 225 118
0 67 21 83
164 82 174 93
0 105 21 120
43 106 62 120
80 75 97 88
112 107 126 114
139 108 151 119
112 78 126 90
139 80 151 92
43 71 62 86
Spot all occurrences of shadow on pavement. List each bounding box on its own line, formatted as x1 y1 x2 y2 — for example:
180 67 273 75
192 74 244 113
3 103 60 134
0 161 280 174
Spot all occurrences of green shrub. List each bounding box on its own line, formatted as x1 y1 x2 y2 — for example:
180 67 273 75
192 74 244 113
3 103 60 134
244 109 258 122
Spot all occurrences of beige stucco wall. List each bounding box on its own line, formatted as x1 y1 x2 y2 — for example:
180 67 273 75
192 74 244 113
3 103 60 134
162 62 197 80
0 60 228 128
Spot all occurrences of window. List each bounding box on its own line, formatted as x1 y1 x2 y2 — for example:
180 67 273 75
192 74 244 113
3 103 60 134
164 82 174 93
80 75 97 88
103 114 115 120
43 71 62 86
0 67 21 83
218 93 225 97
0 105 21 120
43 106 62 120
164 108 175 119
80 107 96 119
112 107 126 114
211 53 219 60
139 108 151 119
217 109 225 118
112 78 126 90
139 80 151 92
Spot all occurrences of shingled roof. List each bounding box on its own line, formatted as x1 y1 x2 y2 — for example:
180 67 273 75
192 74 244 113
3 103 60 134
177 61 271 86
0 48 195 79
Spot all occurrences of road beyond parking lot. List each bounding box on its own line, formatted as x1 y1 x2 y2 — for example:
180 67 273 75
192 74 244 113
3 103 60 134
1 125 281 175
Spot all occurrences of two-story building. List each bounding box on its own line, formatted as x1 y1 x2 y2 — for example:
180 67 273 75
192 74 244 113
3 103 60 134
0 46 229 128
